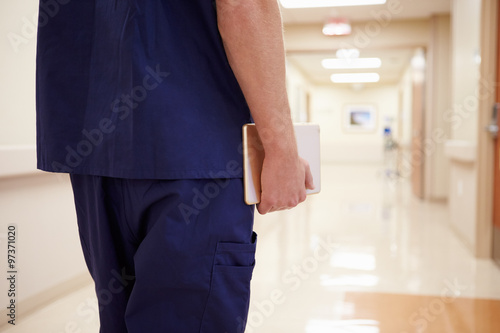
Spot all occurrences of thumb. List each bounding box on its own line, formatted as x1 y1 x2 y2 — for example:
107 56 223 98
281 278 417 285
257 196 272 215
304 164 315 190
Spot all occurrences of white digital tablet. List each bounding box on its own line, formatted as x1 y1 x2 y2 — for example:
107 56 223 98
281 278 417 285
242 123 321 205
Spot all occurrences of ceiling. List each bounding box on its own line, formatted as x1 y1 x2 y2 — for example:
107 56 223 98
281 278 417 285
280 0 451 87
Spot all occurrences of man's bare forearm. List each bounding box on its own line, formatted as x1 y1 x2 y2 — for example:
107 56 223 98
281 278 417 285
216 0 297 156
216 0 313 214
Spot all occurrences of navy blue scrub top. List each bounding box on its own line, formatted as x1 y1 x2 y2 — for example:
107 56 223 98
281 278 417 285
36 0 252 179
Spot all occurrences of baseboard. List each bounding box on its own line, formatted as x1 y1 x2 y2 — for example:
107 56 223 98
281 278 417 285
448 221 475 257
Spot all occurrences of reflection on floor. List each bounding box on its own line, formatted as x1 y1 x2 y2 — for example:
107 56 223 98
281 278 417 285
249 162 500 333
4 163 500 333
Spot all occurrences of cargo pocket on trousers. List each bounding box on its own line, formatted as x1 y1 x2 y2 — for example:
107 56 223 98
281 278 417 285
200 232 257 333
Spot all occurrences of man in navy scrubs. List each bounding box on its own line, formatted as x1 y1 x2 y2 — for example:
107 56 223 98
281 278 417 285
36 0 313 332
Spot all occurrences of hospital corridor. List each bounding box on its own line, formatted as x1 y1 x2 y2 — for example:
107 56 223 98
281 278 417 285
2 0 500 332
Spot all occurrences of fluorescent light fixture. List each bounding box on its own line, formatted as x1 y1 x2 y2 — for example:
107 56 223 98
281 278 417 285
331 73 380 83
336 48 360 59
280 0 386 9
322 57 382 69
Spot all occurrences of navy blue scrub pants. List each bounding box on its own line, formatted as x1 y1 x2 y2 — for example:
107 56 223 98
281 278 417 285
70 175 256 333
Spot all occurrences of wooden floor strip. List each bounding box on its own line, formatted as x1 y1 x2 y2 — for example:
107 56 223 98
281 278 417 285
341 292 500 333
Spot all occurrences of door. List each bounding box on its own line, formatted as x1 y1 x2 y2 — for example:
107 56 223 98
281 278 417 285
493 103 500 262
493 2 500 264
411 67 425 199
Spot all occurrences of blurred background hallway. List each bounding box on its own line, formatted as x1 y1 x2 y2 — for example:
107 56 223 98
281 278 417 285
2 0 500 332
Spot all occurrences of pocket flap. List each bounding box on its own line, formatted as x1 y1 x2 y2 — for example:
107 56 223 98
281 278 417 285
214 232 257 266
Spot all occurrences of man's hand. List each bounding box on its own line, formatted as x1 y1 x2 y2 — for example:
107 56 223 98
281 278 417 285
258 153 315 214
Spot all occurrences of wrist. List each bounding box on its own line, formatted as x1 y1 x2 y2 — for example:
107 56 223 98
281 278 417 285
260 130 298 159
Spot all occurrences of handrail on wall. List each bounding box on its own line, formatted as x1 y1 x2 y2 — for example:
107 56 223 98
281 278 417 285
0 145 41 178
444 140 477 163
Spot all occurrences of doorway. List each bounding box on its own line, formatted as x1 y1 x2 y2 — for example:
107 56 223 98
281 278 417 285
492 1 500 264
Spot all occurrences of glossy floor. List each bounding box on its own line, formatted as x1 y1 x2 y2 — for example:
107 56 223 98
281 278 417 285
4 163 500 333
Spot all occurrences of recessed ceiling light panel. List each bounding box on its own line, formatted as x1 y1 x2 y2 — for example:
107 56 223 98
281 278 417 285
280 0 387 9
